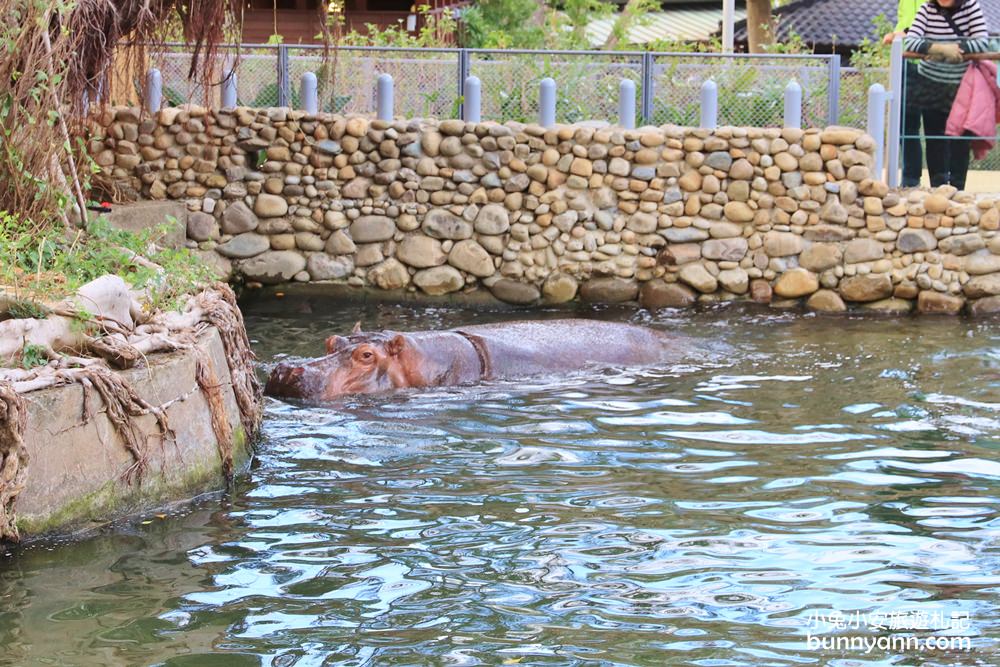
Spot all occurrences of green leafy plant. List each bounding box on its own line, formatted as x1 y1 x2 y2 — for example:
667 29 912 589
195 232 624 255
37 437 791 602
19 343 48 370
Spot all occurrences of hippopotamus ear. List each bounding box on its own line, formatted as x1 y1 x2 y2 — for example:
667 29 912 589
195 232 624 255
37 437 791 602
325 335 348 354
351 321 362 334
386 334 408 357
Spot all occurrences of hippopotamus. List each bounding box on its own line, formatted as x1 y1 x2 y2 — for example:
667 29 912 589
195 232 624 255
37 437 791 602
265 319 679 402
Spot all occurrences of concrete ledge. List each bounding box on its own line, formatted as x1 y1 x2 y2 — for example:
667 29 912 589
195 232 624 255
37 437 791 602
15 327 252 538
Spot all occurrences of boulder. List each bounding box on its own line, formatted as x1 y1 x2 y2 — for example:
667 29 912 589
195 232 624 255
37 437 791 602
254 193 287 218
490 279 541 304
806 289 847 312
542 273 578 303
839 273 892 302
306 254 354 281
474 204 510 235
917 291 964 315
240 250 306 284
639 281 697 308
579 277 640 303
423 209 473 240
368 258 410 290
413 266 465 295
678 263 718 293
448 240 495 277
396 235 447 268
350 216 396 243
187 212 219 241
773 268 819 298
216 232 269 258
221 201 259 235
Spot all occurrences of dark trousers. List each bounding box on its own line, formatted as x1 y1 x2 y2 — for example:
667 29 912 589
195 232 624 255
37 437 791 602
901 64 971 190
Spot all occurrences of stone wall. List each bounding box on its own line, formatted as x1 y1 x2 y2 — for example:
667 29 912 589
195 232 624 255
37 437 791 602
91 106 1000 315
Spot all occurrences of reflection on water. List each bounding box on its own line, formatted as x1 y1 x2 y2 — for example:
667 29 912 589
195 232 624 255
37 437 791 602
2 298 999 666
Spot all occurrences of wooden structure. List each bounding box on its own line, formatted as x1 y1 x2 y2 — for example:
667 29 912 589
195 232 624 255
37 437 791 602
241 0 463 44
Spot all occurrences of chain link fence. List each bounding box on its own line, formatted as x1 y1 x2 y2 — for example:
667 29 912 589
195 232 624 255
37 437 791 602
149 44 886 130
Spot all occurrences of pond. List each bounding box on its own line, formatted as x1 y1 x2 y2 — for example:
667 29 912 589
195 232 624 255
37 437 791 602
1 297 998 666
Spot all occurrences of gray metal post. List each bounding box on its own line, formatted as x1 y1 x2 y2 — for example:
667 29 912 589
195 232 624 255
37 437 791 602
641 52 654 123
277 45 291 107
826 54 841 125
457 48 470 118
146 68 162 113
700 79 718 130
539 77 556 128
784 80 802 129
867 83 887 180
619 79 636 129
887 36 904 188
221 65 238 108
301 71 318 113
377 73 394 121
463 75 481 123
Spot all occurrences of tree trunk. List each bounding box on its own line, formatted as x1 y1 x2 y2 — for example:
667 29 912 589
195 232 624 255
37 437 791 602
604 0 644 50
746 0 775 53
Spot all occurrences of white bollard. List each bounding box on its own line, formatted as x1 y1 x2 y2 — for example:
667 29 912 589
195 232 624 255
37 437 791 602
784 80 802 129
700 79 717 130
146 68 162 114
539 77 556 128
867 83 887 180
301 71 318 114
377 73 394 121
463 75 481 123
221 69 238 108
619 79 636 130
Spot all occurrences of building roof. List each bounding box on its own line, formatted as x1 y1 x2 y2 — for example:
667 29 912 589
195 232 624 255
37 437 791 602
731 0 1000 50
586 5 747 47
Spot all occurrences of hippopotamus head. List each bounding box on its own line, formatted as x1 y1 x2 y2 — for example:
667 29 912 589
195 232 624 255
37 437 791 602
265 327 415 401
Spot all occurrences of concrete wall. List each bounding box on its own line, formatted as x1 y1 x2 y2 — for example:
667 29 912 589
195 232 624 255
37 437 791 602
16 327 252 536
90 106 1000 315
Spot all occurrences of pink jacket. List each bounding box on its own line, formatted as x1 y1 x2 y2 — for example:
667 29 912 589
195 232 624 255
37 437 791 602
946 60 1000 160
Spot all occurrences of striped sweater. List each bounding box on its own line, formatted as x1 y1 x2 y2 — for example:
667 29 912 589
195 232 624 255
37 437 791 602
904 0 990 84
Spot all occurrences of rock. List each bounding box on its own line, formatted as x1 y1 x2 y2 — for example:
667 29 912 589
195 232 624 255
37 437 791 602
254 193 287 218
980 207 1000 230
763 231 803 257
723 201 754 222
843 238 883 264
702 237 748 262
750 278 772 303
773 268 819 298
316 139 342 155
448 239 494 277
349 216 395 243
819 198 848 224
221 201 258 234
474 204 510 235
542 273 579 303
639 281 697 308
490 279 541 304
917 291 964 315
862 298 914 314
718 268 749 294
710 222 742 239
664 227 709 243
397 235 447 268
705 151 733 171
839 273 892 302
354 243 384 267
965 249 1000 275
413 266 465 295
897 228 937 253
368 258 410 290
968 295 1000 316
627 212 658 234
306 254 354 281
423 209 473 240
963 274 1000 299
804 225 854 242
342 177 371 198
658 244 701 266
579 277 640 303
729 158 754 180
325 230 357 255
799 243 842 272
240 250 306 284
216 232 270 258
819 127 862 145
938 233 984 256
923 193 950 214
807 289 846 312
678 263 718 293
187 212 219 241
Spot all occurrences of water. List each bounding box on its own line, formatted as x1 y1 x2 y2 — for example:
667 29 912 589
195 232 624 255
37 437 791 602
2 298 999 666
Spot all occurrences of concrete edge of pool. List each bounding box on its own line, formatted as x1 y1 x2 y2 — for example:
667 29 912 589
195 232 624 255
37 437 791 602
8 327 257 545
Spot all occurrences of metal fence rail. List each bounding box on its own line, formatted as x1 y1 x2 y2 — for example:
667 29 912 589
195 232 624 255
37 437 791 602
143 43 882 129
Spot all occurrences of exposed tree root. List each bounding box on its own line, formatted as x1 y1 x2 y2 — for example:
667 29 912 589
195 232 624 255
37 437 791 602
0 279 262 542
0 383 29 542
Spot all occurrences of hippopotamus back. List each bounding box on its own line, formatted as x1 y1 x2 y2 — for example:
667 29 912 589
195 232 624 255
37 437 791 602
456 319 671 380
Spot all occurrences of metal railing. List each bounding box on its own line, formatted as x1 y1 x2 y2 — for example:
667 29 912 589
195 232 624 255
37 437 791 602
145 44 856 129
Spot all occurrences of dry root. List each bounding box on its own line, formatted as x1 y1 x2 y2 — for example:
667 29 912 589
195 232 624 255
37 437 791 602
0 382 29 542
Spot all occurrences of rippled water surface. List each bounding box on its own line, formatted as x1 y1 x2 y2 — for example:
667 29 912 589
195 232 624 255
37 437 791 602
2 296 999 666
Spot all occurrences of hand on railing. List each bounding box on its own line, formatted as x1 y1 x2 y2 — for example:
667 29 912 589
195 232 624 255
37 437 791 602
926 42 964 64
